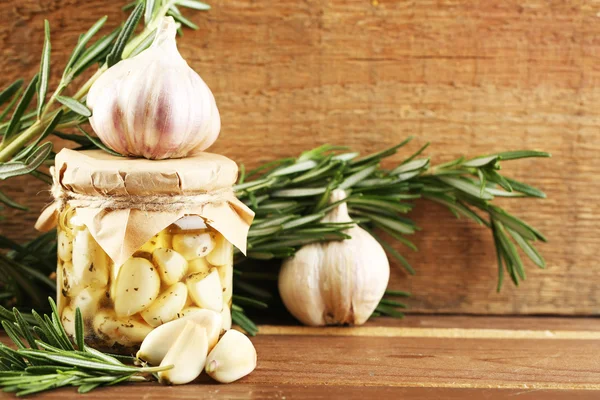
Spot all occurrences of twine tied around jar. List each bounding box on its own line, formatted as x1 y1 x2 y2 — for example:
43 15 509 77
51 182 234 212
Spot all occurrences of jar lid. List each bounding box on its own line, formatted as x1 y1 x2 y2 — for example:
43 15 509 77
36 149 254 266
55 149 238 196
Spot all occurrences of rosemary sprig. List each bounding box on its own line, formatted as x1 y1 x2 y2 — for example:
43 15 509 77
0 298 170 396
234 138 549 292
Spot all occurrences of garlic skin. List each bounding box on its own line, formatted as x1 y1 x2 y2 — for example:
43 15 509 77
87 17 220 159
278 189 390 326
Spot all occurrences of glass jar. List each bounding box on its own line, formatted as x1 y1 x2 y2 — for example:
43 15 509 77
56 209 233 352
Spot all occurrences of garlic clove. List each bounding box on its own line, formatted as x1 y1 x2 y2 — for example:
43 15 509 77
216 264 233 306
186 269 223 312
152 248 188 285
137 308 222 365
178 307 223 350
113 257 161 317
158 322 208 385
206 234 232 266
71 229 109 289
141 282 188 327
93 310 152 346
172 232 215 260
139 231 172 254
187 257 211 275
61 306 76 338
205 330 257 383
71 286 106 318
62 261 84 297
173 216 207 231
57 230 73 262
220 305 232 331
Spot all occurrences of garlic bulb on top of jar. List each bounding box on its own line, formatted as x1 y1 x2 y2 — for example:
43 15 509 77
87 16 220 159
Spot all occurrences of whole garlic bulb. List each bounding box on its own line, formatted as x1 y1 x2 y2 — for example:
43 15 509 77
278 189 390 326
87 17 220 159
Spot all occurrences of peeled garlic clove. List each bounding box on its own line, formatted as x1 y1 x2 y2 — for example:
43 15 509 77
159 322 208 385
178 307 222 350
93 310 152 346
152 248 188 285
173 216 207 231
57 230 73 262
186 269 223 312
205 330 257 383
137 308 221 365
71 229 109 288
172 232 215 260
141 282 187 327
216 264 233 306
62 261 84 296
71 287 106 318
220 305 232 331
113 257 161 317
188 257 211 274
61 306 76 337
139 231 172 254
206 234 232 266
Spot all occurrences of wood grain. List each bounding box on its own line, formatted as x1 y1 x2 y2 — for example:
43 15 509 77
2 316 600 399
1 0 599 315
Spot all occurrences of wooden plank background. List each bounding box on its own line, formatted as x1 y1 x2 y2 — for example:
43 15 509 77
0 0 598 315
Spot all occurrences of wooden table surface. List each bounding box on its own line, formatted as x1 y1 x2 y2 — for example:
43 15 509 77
2 315 600 399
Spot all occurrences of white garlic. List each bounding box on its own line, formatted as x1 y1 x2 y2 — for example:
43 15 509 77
216 264 233 306
186 269 223 312
178 307 223 350
113 257 161 317
278 189 390 326
87 17 220 159
71 229 109 289
172 232 215 260
188 257 211 274
139 231 171 254
57 230 73 262
220 305 232 331
206 234 233 266
61 306 76 337
137 308 221 365
71 286 106 318
205 330 257 383
158 322 208 385
152 248 188 285
93 310 152 346
140 282 188 327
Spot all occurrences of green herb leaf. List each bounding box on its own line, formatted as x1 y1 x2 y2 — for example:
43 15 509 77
0 79 24 108
55 96 91 117
176 0 211 11
3 74 39 142
106 2 145 67
0 142 53 180
36 20 51 119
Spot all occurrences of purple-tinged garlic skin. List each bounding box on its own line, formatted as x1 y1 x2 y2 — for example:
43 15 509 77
87 17 220 159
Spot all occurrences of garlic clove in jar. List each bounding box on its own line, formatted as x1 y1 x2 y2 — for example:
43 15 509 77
140 282 188 327
172 232 215 261
71 229 109 289
278 189 390 326
205 330 257 384
220 305 232 331
93 310 153 346
87 17 221 160
62 261 84 297
61 306 76 338
206 234 233 266
158 322 209 385
113 257 161 317
137 308 221 365
186 269 223 312
216 264 233 306
178 307 223 350
139 231 172 255
152 248 188 285
57 230 73 262
71 287 106 318
187 257 211 274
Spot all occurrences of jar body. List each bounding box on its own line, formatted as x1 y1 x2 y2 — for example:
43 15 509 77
56 208 233 353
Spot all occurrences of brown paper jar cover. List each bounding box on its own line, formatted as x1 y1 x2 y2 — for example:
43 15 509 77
36 149 254 267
